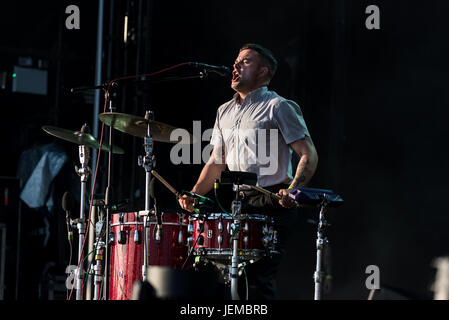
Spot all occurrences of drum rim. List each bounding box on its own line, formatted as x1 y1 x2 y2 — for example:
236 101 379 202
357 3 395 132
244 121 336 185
111 211 188 226
193 248 268 257
192 213 271 221
111 221 188 227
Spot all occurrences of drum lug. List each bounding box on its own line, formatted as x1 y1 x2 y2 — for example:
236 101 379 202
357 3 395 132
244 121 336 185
187 236 193 247
109 232 115 244
218 221 223 233
243 235 249 248
155 225 162 242
243 222 249 233
187 223 194 234
134 230 141 244
178 230 183 245
118 230 127 244
218 235 223 247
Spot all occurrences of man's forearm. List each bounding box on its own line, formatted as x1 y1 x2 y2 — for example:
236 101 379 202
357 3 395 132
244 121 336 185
288 137 318 188
191 161 226 195
290 155 313 187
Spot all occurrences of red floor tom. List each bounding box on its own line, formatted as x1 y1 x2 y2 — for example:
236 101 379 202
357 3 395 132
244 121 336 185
109 211 190 300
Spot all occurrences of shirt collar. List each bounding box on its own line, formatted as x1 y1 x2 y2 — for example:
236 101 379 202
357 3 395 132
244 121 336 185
233 86 268 105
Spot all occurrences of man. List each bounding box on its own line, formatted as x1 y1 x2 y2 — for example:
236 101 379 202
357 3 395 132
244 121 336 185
179 43 318 299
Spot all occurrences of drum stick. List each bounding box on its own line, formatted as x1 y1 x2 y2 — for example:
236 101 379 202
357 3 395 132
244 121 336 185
150 170 181 198
249 185 301 208
249 185 282 200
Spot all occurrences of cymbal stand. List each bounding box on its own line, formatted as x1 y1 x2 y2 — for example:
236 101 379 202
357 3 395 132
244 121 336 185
75 144 91 300
137 110 155 282
230 185 242 300
314 196 330 300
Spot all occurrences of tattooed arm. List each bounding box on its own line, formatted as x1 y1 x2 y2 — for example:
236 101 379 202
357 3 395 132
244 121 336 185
289 136 318 187
277 136 318 208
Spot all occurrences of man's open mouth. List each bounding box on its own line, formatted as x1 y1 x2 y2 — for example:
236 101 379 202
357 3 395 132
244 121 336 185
232 71 240 82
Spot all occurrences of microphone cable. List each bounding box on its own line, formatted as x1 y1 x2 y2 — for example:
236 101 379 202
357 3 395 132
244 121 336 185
214 180 229 213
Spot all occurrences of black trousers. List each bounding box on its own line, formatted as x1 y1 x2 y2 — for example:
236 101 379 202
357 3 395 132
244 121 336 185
234 184 298 300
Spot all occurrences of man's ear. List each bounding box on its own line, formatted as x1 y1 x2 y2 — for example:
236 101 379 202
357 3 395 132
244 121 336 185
258 66 269 81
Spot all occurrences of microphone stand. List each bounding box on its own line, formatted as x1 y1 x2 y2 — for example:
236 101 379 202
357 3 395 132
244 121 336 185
70 82 116 94
129 72 208 85
102 88 117 300
69 71 211 94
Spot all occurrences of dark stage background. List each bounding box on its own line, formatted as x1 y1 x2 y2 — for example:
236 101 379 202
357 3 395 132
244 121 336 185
0 0 448 300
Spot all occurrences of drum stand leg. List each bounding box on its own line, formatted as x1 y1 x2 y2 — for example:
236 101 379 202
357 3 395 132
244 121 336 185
93 240 105 300
75 145 91 300
313 201 329 300
138 111 154 282
230 194 242 300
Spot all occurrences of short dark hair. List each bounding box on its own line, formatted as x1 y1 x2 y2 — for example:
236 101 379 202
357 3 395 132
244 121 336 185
239 43 278 81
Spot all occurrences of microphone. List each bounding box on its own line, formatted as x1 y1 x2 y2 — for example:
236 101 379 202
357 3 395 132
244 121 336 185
189 62 231 77
181 191 215 208
62 191 73 242
70 81 118 94
110 199 129 212
90 198 129 212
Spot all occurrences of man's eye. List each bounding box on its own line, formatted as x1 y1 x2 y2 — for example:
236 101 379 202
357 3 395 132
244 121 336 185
234 59 249 65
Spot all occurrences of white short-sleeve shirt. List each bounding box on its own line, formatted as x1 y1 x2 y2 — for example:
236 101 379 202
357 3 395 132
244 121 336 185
210 86 311 187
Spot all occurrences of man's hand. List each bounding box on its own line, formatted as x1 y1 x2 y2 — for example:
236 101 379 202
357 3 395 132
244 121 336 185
277 189 296 208
178 194 195 212
177 145 226 213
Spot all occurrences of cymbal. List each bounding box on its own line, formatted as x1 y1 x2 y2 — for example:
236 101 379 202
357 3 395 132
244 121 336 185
99 112 193 143
42 125 125 154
